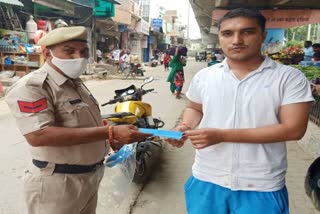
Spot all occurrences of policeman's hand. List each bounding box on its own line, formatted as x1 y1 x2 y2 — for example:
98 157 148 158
166 125 189 148
184 128 223 149
112 125 152 145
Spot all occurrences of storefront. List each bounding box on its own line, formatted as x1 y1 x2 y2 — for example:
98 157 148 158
131 19 150 62
96 20 120 54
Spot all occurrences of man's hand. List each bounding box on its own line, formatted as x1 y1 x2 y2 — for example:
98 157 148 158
166 124 190 148
184 128 223 149
112 125 152 145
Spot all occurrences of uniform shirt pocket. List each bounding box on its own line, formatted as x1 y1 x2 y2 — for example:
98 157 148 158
56 100 94 128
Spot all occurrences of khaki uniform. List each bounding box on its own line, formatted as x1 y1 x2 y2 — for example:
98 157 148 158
6 63 109 214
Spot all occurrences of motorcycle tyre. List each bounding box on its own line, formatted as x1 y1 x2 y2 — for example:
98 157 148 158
133 153 147 183
133 140 163 184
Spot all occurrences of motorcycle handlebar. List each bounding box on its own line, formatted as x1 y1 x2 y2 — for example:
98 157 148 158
143 89 154 94
101 89 154 106
101 98 120 106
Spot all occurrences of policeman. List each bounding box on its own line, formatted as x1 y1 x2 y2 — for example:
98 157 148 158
5 26 151 214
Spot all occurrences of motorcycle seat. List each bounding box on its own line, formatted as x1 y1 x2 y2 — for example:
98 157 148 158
102 112 135 119
114 85 136 96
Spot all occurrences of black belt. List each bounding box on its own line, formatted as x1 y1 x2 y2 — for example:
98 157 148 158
32 159 104 174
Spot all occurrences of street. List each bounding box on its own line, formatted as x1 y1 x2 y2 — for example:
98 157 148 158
0 59 319 214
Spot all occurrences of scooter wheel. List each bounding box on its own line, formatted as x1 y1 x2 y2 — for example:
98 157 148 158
133 154 147 183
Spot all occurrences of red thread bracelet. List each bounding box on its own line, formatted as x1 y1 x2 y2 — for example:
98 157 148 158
108 126 114 147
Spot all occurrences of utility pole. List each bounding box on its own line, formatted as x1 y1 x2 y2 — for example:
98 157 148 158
307 24 311 40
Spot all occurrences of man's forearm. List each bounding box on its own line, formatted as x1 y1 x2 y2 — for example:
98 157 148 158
180 107 203 129
25 126 108 147
221 123 306 144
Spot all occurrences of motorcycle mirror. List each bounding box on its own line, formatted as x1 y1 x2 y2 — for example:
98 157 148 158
141 77 154 88
144 77 153 84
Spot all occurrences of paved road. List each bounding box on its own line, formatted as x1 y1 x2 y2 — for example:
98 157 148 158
0 59 320 214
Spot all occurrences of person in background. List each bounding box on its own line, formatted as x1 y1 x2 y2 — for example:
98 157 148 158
312 43 320 55
312 52 320 62
160 52 164 65
174 69 184 99
207 56 219 67
96 48 102 63
163 52 171 71
215 50 225 62
166 47 186 95
119 48 126 58
120 50 130 73
5 26 151 214
167 8 313 214
304 40 313 61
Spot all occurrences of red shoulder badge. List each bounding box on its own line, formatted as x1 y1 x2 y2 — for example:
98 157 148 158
18 98 48 113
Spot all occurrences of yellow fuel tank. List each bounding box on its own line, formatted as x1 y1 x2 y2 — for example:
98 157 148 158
115 101 152 117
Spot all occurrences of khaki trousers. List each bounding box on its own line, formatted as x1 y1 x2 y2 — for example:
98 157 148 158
23 162 104 214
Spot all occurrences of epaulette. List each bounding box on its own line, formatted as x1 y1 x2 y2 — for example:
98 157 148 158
25 70 48 87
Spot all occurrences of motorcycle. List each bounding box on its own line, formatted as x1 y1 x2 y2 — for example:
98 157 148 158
124 55 145 79
125 63 145 79
150 57 158 67
101 77 165 183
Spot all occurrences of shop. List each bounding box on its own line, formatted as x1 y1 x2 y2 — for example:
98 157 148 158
129 18 150 62
0 0 45 78
96 20 120 55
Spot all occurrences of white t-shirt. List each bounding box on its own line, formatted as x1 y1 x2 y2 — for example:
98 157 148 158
186 57 314 191
121 54 130 63
96 49 102 57
112 49 121 61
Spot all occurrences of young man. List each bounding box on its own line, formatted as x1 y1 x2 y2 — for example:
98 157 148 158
5 26 150 214
304 40 314 61
167 8 314 214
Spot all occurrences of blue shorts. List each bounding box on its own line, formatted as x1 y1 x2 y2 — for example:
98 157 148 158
184 176 289 214
175 86 183 92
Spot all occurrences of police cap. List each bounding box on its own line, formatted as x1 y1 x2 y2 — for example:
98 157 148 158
37 26 87 47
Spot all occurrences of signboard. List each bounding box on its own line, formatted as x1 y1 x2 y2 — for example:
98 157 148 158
166 23 172 33
141 36 148 48
136 19 150 35
263 28 285 54
165 35 171 44
212 9 320 29
113 7 131 25
151 19 163 32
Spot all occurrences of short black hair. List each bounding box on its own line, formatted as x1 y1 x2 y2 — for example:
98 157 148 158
218 8 266 32
312 43 320 48
305 41 312 46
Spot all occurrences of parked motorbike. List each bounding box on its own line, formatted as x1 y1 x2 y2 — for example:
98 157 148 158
150 57 158 67
125 63 145 79
123 55 145 78
101 77 165 183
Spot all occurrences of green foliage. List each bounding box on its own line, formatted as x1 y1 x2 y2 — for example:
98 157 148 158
285 24 319 42
290 65 320 80
285 40 303 48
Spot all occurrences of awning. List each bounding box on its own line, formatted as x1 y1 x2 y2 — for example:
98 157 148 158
0 0 23 6
95 0 115 18
106 0 120 4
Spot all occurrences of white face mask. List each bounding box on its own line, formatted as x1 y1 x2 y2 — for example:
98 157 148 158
50 50 89 79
